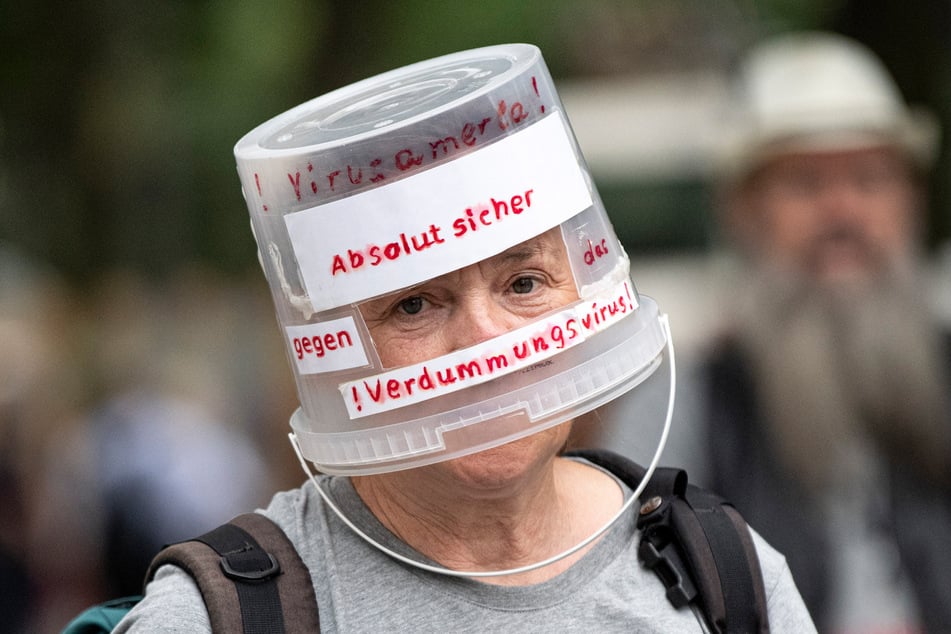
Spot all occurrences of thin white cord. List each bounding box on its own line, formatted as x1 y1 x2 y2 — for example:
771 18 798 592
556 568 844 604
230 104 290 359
289 313 676 578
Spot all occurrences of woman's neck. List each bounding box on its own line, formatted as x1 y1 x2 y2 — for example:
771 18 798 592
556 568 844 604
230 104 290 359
351 456 623 586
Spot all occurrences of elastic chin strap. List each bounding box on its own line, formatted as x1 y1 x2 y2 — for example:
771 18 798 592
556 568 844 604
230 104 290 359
289 313 676 579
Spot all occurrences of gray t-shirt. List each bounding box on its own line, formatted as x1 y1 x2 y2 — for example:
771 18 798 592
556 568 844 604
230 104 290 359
116 466 816 633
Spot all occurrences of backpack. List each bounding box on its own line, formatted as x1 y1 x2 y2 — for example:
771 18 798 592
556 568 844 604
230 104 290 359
61 512 319 634
61 449 768 633
570 449 770 634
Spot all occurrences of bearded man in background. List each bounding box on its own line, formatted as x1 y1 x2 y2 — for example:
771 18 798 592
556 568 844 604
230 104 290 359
702 31 951 633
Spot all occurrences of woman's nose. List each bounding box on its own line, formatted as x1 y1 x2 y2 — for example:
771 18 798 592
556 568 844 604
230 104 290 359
448 299 517 351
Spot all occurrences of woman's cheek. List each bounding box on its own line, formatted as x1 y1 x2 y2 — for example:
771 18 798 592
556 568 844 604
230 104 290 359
378 330 450 368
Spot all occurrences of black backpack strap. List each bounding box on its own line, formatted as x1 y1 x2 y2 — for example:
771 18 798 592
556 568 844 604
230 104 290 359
146 512 320 633
567 449 769 633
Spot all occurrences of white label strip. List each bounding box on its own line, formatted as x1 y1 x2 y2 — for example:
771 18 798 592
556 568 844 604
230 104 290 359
285 113 592 312
286 316 369 374
339 280 637 418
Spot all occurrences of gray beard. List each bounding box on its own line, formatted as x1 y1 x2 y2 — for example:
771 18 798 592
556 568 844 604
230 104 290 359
731 260 951 491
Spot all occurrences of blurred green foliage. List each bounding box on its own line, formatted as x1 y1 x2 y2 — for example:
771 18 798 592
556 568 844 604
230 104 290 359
1 1 948 284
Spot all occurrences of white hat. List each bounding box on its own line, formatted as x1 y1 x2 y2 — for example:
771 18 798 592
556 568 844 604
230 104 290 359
718 31 939 182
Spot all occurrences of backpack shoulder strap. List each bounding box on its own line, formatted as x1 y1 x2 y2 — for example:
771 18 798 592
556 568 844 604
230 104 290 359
146 512 320 634
567 448 769 633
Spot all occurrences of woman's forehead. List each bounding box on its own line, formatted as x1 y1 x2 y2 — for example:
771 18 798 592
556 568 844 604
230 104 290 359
485 228 566 265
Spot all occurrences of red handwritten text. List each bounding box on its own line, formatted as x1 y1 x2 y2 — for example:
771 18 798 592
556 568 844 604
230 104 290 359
329 188 533 275
583 238 609 265
345 282 634 414
252 77 548 211
293 329 355 359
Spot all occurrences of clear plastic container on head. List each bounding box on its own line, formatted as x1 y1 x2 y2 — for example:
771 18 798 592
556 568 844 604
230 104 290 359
234 43 670 476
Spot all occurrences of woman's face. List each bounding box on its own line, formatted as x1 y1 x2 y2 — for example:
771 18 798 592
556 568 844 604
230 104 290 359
358 228 580 488
360 228 579 369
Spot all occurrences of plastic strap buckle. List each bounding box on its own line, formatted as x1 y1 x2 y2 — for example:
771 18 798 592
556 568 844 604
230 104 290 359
638 537 697 608
220 549 282 582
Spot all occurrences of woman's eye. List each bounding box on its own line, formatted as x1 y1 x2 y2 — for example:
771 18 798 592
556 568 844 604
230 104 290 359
398 296 424 315
511 277 536 294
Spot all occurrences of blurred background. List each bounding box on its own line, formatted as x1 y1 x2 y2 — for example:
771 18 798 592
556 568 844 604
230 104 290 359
1 1 950 632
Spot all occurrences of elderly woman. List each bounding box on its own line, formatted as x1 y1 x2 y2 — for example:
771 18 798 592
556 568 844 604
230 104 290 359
115 44 814 632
